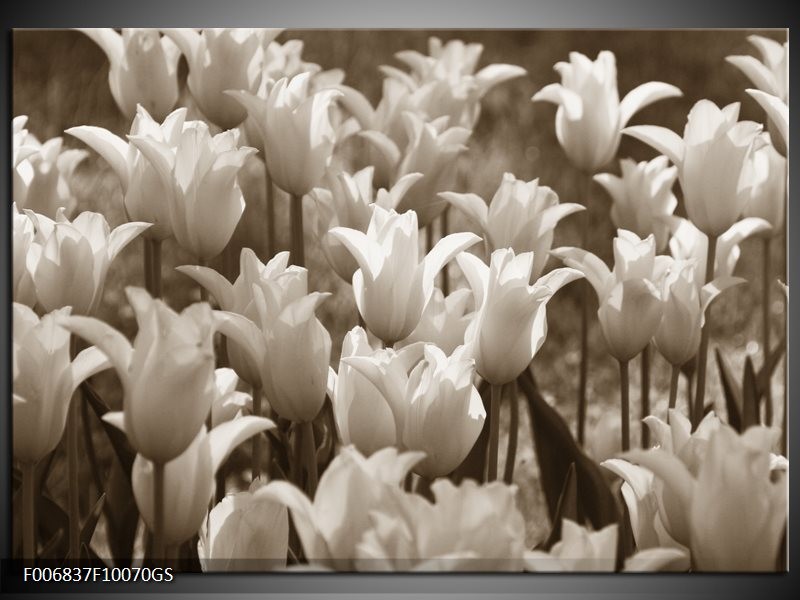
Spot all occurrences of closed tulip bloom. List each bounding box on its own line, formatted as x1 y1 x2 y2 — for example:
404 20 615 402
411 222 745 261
198 484 288 571
77 29 180 120
441 172 584 279
210 368 252 428
533 51 682 173
742 134 786 232
626 423 787 571
163 28 279 129
356 479 528 571
26 209 149 315
399 287 474 354
130 121 256 260
58 287 218 464
67 106 188 241
228 72 343 197
13 304 110 464
309 167 423 283
13 130 87 219
330 205 480 344
132 416 275 545
624 100 763 238
255 446 424 569
594 156 678 252
456 248 582 384
12 205 37 307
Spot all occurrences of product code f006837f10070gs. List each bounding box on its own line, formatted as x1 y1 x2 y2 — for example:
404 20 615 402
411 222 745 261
22 567 174 583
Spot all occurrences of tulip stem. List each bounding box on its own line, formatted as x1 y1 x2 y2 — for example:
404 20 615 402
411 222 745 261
252 386 263 481
668 364 680 420
693 235 717 429
640 344 651 448
619 359 630 452
143 237 152 293
197 257 208 303
21 461 36 563
576 174 592 446
441 208 450 295
151 239 162 299
266 176 276 257
152 461 165 563
762 236 773 426
487 384 502 481
503 380 519 485
302 421 318 497
67 337 81 564
290 194 305 267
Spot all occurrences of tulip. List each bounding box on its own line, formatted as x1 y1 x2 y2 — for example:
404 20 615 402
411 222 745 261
594 156 678 252
132 416 275 546
12 204 36 307
742 134 786 232
746 90 787 157
344 343 485 479
163 28 280 129
309 166 423 283
26 209 149 315
198 483 288 571
255 446 424 569
67 106 188 242
228 72 342 198
532 50 682 174
210 368 252 428
623 99 763 238
330 205 480 345
58 287 218 464
77 29 181 120
130 120 256 260
398 287 473 355
356 478 528 571
13 304 110 464
441 172 584 279
13 128 87 219
625 423 787 571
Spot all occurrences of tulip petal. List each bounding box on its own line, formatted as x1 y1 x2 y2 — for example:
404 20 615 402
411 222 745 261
455 251 489 310
625 547 689 572
439 192 489 233
213 310 267 367
549 247 611 300
66 125 131 191
622 125 685 166
358 130 401 171
536 267 584 295
176 265 235 310
531 83 583 121
421 232 481 300
208 415 275 475
333 84 376 130
76 28 123 67
700 276 745 318
726 56 778 96
328 226 383 278
127 135 176 187
108 222 151 261
746 90 788 153
623 449 694 515
620 82 683 127
475 63 527 96
56 315 133 387
161 28 201 66
102 410 126 433
69 346 112 396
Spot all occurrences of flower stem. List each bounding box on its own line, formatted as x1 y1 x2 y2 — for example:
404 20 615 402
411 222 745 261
67 337 81 564
640 344 651 448
302 421 318 497
576 173 592 446
252 385 262 481
266 175 276 258
693 235 717 429
152 461 165 564
762 236 773 426
503 380 519 485
441 208 450 295
487 384 502 481
197 257 208 303
143 237 152 293
151 239 162 299
620 359 630 452
668 364 680 420
21 461 36 563
290 194 305 267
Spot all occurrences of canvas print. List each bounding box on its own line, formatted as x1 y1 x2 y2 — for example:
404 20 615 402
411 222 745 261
11 28 788 573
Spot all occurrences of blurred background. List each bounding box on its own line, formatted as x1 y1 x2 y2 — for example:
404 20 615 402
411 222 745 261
13 29 788 547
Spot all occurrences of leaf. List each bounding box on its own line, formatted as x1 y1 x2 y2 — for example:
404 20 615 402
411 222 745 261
39 529 65 560
716 348 743 433
542 462 578 550
80 542 110 567
742 356 760 429
82 381 136 477
757 336 786 400
103 459 139 567
80 493 106 547
520 367 620 530
36 494 70 559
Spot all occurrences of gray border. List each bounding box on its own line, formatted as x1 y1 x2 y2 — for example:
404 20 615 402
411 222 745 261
1 0 797 597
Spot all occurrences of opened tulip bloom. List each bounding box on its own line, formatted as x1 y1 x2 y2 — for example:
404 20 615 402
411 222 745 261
532 50 682 173
12 205 36 307
399 287 474 354
594 156 678 252
132 416 275 546
441 172 583 279
57 287 218 464
330 205 480 345
13 304 110 464
77 28 180 120
130 120 256 260
25 209 149 315
742 134 786 231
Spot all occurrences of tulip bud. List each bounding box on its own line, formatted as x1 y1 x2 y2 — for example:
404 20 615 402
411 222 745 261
12 204 37 307
441 172 583 280
399 287 473 354
198 483 288 571
132 416 274 545
330 205 480 345
58 287 218 464
594 156 678 252
13 304 110 464
210 368 252 428
130 121 256 260
533 51 682 173
26 209 149 315
457 248 582 385
742 134 786 233
77 29 181 120
228 72 342 197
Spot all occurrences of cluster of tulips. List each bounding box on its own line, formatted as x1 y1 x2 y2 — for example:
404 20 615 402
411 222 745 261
12 29 788 572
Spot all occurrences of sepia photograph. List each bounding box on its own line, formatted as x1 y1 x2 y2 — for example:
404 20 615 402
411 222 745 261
9 26 788 574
